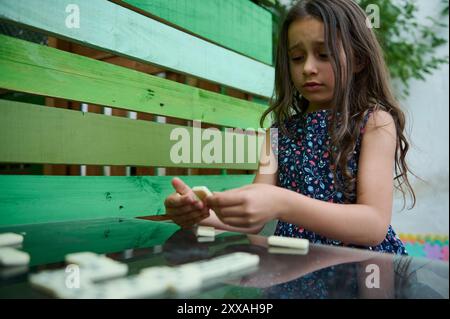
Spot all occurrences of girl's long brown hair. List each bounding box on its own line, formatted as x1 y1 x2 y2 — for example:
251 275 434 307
261 0 416 208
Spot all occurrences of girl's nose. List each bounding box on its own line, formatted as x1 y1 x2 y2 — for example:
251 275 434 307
303 56 318 75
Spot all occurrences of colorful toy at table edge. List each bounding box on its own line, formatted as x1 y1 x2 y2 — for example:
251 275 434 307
399 233 449 262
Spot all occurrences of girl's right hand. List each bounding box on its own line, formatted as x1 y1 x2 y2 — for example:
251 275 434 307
164 177 210 229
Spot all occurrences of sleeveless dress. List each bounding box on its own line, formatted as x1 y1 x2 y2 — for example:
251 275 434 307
271 109 407 255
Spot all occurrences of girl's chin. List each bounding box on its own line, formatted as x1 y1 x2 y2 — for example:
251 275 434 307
301 91 328 99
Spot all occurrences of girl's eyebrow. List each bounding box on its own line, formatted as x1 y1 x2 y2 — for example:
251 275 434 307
288 40 325 51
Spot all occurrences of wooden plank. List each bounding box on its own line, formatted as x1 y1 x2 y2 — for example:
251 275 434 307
0 35 270 129
0 0 274 98
100 56 163 75
43 96 74 176
0 100 264 169
163 72 189 178
0 175 255 226
119 0 273 65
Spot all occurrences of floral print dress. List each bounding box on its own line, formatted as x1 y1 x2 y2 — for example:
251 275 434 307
272 109 407 255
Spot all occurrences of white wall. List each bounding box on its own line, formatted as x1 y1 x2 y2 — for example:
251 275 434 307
391 0 449 235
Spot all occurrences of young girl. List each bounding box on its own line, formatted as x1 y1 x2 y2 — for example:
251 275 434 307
164 0 415 255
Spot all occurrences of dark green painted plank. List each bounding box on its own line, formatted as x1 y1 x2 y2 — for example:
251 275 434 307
0 218 179 266
0 35 270 129
0 100 264 169
0 175 255 226
122 0 273 65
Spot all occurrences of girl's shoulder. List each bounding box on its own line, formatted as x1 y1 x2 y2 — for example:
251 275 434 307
361 108 396 135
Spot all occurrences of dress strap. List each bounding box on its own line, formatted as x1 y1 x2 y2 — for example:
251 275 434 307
360 108 375 135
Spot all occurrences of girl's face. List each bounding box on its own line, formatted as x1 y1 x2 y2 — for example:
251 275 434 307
288 17 339 111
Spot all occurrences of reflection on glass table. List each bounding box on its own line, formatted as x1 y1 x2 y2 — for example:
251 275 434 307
0 219 447 299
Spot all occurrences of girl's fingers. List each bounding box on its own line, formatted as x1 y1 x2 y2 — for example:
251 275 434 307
213 205 247 217
172 178 202 201
173 210 206 224
165 194 196 208
201 206 211 217
178 214 209 229
206 190 243 208
167 201 204 216
171 177 191 195
178 207 210 225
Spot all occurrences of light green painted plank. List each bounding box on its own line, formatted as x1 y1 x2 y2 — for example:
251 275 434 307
0 35 270 129
0 100 264 168
0 0 274 98
122 0 273 65
0 175 255 226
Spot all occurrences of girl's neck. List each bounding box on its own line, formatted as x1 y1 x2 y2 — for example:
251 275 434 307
306 103 333 114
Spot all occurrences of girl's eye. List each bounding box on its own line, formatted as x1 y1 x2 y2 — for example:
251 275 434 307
319 53 330 59
292 56 304 61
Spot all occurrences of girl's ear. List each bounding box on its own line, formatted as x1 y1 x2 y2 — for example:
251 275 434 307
354 56 367 73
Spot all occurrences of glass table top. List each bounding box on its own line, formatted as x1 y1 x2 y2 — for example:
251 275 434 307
0 217 448 299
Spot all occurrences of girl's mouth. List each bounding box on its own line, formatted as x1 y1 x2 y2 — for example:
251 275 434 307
303 84 323 92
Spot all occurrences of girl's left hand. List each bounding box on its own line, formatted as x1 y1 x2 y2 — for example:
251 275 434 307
205 184 282 228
